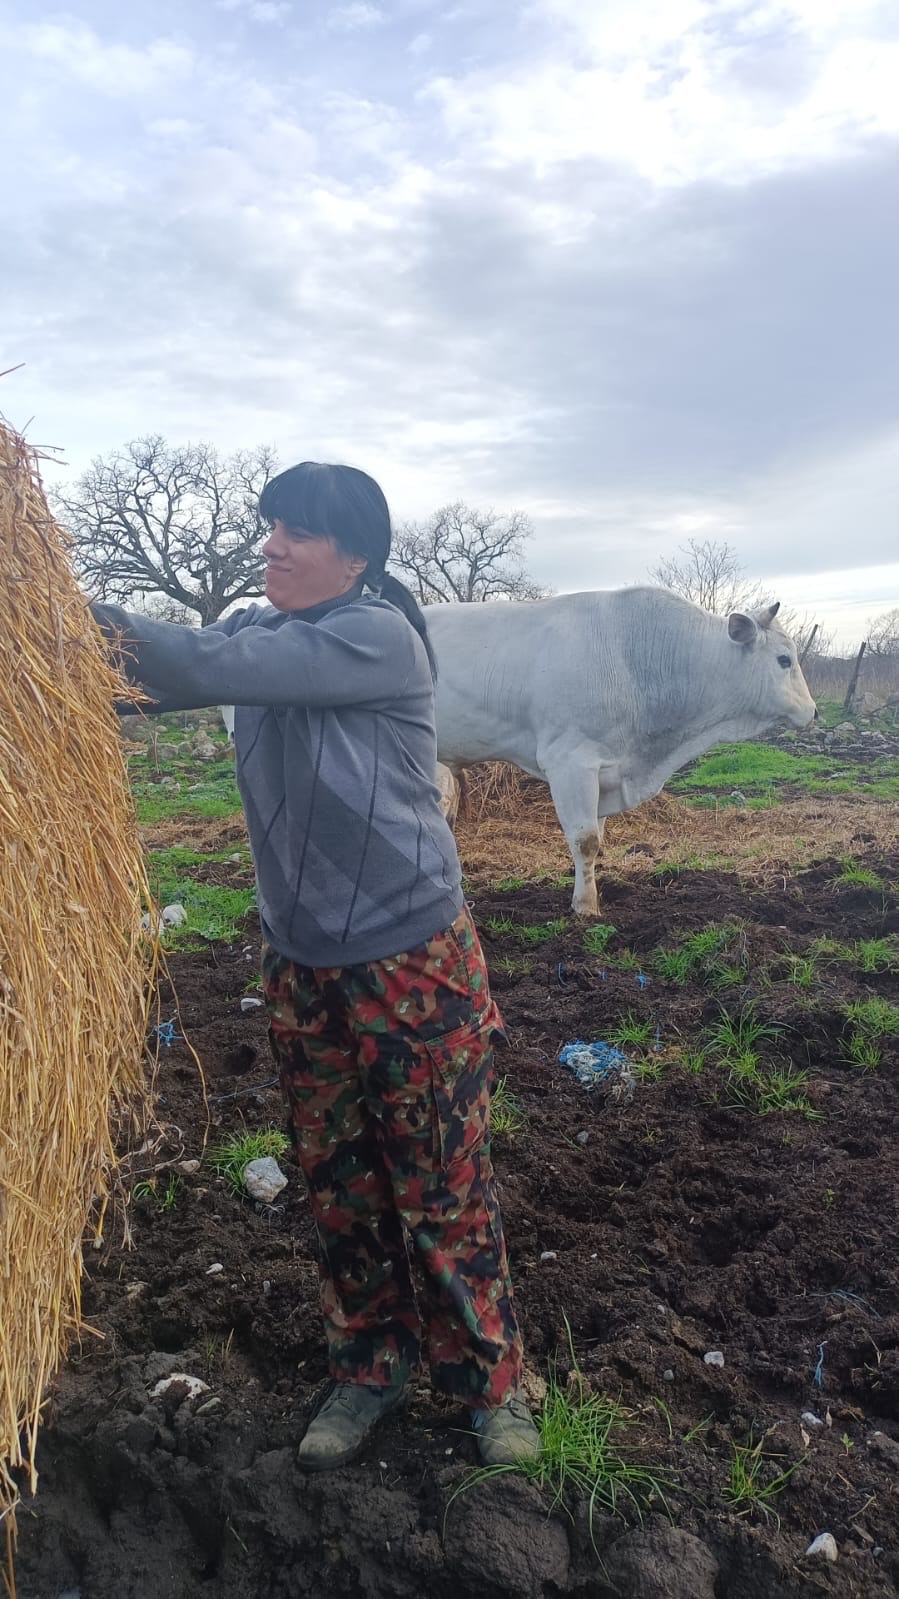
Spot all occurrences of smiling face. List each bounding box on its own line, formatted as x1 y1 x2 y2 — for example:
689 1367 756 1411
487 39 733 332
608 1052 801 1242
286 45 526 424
262 518 368 612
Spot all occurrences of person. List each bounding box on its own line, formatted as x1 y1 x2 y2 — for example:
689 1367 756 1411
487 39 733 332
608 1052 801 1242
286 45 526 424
91 461 540 1472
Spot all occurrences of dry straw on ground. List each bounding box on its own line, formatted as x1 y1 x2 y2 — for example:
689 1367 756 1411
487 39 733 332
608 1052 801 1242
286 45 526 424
0 422 154 1578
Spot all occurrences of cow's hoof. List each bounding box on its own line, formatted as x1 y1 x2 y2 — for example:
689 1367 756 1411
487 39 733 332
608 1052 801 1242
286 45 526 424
571 900 599 918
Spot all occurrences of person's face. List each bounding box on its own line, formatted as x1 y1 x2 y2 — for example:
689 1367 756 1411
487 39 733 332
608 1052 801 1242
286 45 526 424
262 519 367 612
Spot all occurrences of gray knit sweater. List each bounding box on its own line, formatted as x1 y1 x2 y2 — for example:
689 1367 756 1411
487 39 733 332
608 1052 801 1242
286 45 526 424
92 591 463 966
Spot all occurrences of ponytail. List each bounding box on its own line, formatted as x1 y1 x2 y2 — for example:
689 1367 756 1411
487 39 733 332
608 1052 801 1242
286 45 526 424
374 571 437 680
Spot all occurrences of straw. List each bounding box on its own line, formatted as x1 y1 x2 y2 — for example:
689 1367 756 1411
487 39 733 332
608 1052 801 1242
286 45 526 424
0 421 155 1581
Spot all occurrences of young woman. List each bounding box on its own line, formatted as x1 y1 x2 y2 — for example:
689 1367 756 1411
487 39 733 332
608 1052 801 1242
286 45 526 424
91 462 539 1471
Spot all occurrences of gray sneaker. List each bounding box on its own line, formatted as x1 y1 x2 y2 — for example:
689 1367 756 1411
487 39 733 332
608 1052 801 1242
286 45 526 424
472 1395 542 1467
297 1381 407 1471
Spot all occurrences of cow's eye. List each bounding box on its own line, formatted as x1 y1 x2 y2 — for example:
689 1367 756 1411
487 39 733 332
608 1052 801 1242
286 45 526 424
777 654 792 668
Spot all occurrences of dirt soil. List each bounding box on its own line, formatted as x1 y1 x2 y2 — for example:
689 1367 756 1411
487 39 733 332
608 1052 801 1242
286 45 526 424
14 842 899 1599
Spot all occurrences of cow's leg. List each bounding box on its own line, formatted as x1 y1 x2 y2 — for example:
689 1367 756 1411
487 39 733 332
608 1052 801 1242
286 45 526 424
545 765 603 916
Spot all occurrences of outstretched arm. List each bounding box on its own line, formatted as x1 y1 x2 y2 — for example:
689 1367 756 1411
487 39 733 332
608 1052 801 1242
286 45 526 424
90 601 417 712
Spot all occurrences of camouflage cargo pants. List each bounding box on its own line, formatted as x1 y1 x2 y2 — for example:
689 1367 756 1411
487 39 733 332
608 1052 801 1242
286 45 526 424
261 907 524 1406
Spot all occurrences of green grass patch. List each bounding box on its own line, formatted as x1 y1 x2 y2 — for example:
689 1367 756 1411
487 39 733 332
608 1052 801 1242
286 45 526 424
670 740 899 803
842 996 899 1069
654 922 748 987
152 881 257 947
607 1012 656 1049
134 773 243 826
493 876 527 893
132 1174 180 1212
208 1128 290 1196
448 1323 672 1549
486 915 569 945
490 1077 527 1140
854 936 899 974
831 857 883 889
722 1434 805 1527
582 923 617 956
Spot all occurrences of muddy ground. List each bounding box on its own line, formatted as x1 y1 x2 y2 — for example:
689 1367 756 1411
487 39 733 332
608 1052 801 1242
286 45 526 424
15 839 899 1599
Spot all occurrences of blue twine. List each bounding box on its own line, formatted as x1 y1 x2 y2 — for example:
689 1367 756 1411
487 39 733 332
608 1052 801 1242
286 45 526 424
557 962 569 987
154 1020 181 1048
636 972 648 988
559 1039 630 1089
813 1342 826 1389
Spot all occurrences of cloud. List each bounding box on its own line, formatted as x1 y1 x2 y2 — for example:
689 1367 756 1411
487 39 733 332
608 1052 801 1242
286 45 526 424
2 0 898 646
326 3 386 33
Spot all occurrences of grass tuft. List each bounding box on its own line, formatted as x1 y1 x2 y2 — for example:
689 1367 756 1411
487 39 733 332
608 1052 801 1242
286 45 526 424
490 1077 527 1141
208 1127 290 1196
722 1433 805 1528
447 1321 672 1549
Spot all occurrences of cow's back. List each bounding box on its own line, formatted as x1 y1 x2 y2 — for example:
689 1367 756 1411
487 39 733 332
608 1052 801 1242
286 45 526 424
426 591 622 770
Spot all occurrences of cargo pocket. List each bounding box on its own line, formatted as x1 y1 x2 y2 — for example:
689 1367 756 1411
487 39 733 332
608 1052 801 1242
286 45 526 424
424 1019 493 1169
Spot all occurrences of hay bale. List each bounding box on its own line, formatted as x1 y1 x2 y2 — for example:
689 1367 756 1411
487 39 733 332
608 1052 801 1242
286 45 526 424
0 424 153 1540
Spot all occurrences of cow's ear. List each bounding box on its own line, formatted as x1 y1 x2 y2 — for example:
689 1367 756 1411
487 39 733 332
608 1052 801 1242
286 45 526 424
754 601 780 630
728 611 759 645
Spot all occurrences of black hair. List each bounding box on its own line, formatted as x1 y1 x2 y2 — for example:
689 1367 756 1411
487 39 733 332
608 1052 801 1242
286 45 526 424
259 462 436 677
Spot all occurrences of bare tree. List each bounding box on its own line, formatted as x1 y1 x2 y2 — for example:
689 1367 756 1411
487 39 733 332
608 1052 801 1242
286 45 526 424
649 538 766 615
391 502 548 604
866 607 899 657
55 436 278 625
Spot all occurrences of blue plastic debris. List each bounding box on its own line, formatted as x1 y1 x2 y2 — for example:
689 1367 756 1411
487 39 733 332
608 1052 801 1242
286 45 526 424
557 962 569 987
559 1039 630 1089
153 1020 181 1048
636 972 649 988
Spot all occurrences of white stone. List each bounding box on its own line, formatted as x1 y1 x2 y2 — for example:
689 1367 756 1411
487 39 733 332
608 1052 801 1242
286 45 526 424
539 1250 558 1262
240 996 264 1012
176 1159 201 1175
805 1533 838 1562
206 1262 224 1275
243 1156 288 1204
801 1411 823 1427
150 1373 210 1403
161 902 188 928
703 1350 725 1366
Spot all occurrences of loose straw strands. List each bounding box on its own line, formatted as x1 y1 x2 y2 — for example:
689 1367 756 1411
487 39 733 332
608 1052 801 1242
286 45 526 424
0 423 155 1564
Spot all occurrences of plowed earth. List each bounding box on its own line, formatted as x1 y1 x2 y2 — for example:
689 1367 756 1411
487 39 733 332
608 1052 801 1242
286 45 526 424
15 841 899 1599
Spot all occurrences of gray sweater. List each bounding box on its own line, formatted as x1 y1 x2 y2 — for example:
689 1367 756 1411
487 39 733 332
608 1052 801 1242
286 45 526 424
92 591 463 966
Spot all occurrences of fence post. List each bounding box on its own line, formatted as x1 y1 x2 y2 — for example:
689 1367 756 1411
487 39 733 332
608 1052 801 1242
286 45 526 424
842 641 867 714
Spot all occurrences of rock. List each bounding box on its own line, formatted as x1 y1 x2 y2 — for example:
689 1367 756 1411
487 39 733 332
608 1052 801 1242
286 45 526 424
662 1368 674 1382
206 1262 224 1275
444 1474 570 1597
119 715 153 741
176 1158 201 1176
805 1532 838 1562
230 852 242 862
729 790 748 806
539 1250 558 1262
576 1130 590 1145
703 1350 725 1366
193 737 218 762
243 1157 288 1204
867 1430 899 1468
801 1410 824 1427
240 996 264 1012
834 721 856 737
157 742 180 758
161 902 188 928
149 1373 210 1404
602 1520 719 1599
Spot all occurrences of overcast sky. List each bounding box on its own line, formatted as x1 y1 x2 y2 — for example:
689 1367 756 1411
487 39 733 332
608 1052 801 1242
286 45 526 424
3 0 898 646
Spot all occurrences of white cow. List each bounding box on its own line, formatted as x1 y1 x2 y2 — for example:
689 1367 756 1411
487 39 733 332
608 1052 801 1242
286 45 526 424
427 587 817 915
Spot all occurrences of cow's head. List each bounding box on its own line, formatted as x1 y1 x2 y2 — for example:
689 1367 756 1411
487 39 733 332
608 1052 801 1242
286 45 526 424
727 602 817 728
